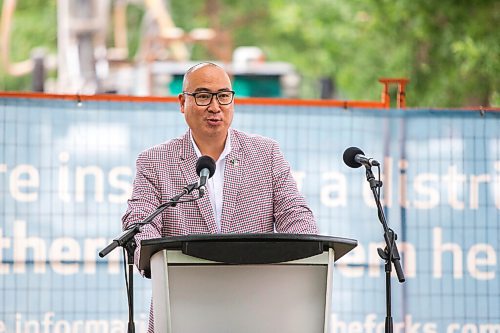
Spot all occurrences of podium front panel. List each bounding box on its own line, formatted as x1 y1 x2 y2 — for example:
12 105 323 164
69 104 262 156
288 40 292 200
151 250 331 333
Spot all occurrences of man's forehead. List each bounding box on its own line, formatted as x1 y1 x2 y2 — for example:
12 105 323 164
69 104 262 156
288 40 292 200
193 87 232 92
183 64 231 90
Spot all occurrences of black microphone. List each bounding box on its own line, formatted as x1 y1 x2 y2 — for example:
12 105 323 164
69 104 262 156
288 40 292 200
195 155 216 196
343 147 380 168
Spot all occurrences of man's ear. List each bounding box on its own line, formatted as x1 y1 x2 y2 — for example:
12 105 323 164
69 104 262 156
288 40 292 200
178 93 185 114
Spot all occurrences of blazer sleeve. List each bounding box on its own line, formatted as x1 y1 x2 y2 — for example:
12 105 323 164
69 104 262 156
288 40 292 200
270 141 318 234
121 151 163 271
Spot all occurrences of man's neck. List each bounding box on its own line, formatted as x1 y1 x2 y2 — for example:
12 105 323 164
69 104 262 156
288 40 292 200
192 131 228 161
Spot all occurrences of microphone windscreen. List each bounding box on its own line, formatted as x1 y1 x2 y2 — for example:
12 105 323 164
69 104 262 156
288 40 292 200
343 147 364 168
196 155 216 178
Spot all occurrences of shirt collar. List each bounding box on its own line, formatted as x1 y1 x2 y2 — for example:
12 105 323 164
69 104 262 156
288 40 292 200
189 129 232 162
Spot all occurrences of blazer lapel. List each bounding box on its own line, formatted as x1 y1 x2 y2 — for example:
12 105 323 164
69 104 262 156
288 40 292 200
178 131 218 233
220 130 243 233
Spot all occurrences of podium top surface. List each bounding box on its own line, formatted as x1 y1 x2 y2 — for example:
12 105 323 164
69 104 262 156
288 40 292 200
139 233 357 274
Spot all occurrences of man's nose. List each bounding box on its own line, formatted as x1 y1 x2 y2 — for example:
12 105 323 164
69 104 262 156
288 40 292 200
207 95 221 112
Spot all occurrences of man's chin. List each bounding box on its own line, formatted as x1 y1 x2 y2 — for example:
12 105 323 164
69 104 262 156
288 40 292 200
203 127 228 137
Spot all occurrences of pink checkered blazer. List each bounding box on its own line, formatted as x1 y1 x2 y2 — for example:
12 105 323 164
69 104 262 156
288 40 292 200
122 128 317 264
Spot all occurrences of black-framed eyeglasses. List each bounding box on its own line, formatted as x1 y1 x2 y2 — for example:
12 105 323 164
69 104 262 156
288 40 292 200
183 91 235 106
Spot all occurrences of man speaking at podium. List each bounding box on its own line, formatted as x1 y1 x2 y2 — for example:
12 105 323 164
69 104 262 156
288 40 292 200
122 62 318 330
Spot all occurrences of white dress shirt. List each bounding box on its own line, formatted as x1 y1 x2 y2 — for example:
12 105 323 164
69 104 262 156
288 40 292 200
190 130 231 232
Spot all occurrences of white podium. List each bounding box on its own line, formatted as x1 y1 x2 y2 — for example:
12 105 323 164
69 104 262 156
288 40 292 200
139 234 357 333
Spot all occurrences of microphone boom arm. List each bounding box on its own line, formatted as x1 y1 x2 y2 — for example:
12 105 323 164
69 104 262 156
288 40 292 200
98 182 198 258
365 167 405 282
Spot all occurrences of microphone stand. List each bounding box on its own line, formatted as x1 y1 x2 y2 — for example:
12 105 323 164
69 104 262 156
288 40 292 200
98 183 199 333
364 166 405 333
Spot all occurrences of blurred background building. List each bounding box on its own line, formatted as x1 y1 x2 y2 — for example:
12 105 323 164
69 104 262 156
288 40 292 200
1 0 302 98
1 0 498 106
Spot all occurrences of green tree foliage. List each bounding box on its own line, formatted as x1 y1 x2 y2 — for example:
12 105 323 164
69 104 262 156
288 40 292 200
249 0 498 106
1 0 498 107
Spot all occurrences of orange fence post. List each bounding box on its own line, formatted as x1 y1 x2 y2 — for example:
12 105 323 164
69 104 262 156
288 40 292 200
378 78 410 109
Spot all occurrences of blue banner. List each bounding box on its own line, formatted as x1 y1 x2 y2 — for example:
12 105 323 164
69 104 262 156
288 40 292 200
1 96 499 332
